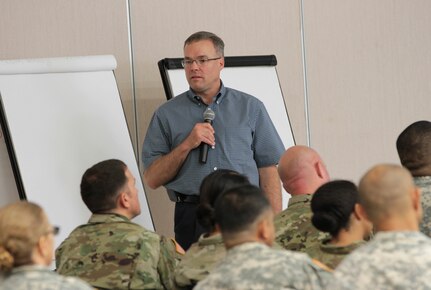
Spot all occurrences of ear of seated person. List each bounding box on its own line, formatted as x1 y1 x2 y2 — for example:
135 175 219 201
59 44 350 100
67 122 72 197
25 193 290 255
274 146 330 254
195 185 332 290
308 180 373 269
397 120 431 237
174 169 251 289
55 159 181 290
0 201 92 290
329 164 431 290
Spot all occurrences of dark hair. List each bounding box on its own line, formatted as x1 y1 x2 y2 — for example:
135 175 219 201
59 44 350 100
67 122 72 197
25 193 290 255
311 180 358 237
215 185 271 235
396 121 431 175
184 31 225 56
80 159 127 213
196 169 250 233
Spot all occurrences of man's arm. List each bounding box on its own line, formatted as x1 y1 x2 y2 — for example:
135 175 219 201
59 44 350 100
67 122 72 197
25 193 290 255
258 165 282 213
144 123 215 189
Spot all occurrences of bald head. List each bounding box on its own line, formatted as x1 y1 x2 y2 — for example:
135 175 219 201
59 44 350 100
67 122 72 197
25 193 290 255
278 145 329 195
358 164 421 230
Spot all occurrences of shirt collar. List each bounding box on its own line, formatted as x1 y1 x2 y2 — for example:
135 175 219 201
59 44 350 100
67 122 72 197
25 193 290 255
186 81 227 105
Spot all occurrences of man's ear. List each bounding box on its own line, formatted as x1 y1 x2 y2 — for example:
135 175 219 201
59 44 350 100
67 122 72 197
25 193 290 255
411 187 422 224
412 187 421 211
218 57 225 70
117 191 131 209
257 216 273 246
314 160 329 180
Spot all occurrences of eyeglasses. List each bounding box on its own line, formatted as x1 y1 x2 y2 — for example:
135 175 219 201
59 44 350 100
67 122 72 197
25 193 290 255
44 226 60 236
181 57 221 68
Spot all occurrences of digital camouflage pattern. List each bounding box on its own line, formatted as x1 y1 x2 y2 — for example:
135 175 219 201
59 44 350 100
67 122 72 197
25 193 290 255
194 242 331 290
329 231 431 289
174 233 225 289
306 238 365 269
1 265 92 290
55 213 176 290
274 194 328 254
415 176 431 237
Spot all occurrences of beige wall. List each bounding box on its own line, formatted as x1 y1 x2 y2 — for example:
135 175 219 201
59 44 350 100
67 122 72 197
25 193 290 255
1 0 430 237
303 1 431 182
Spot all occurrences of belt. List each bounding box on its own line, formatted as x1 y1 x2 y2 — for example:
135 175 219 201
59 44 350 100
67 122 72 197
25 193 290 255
169 190 200 203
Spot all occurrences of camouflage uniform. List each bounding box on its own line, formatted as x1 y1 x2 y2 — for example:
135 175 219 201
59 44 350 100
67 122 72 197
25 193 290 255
329 231 431 289
194 242 331 290
174 233 225 289
1 265 92 290
306 238 365 269
415 176 431 237
274 194 328 253
55 213 176 290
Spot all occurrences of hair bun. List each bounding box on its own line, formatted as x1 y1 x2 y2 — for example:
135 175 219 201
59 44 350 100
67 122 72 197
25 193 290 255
0 246 14 272
311 211 339 235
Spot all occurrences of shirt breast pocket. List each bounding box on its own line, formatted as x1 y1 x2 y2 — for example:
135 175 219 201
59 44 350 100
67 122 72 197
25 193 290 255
222 126 254 162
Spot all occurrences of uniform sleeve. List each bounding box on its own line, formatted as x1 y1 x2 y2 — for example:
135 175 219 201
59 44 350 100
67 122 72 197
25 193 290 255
142 111 171 169
157 236 178 290
251 102 285 167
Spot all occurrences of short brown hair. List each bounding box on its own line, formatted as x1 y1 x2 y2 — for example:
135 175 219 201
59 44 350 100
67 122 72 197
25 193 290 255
184 31 225 56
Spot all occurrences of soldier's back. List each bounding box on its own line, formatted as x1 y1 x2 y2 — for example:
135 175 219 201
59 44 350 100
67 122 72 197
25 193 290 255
331 231 431 290
306 239 365 269
274 194 328 254
1 265 92 290
195 242 331 290
174 233 226 289
56 213 176 290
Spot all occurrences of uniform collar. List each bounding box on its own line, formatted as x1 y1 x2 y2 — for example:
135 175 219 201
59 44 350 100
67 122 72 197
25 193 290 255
198 232 224 246
288 194 313 207
88 213 130 223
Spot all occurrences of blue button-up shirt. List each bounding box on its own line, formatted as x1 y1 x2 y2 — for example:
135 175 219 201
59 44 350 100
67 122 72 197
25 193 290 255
142 83 285 195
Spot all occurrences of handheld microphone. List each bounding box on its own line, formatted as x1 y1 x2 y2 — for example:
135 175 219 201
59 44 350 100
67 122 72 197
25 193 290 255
200 107 215 164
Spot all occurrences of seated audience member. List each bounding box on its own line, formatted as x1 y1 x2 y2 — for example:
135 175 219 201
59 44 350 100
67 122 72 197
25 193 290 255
309 180 372 269
330 164 431 290
56 159 178 290
274 145 330 253
195 185 331 290
397 120 431 236
0 201 92 290
174 169 251 289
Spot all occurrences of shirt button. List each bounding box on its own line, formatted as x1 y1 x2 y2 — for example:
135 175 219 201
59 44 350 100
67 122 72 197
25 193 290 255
214 167 218 171
216 101 219 104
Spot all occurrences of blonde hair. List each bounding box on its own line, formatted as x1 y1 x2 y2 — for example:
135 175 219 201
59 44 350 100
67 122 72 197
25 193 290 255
0 201 49 272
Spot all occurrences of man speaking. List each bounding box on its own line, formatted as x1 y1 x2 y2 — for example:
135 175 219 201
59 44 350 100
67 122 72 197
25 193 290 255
142 31 285 250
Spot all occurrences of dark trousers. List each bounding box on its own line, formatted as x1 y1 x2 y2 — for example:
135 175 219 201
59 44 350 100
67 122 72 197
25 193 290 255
174 202 206 250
